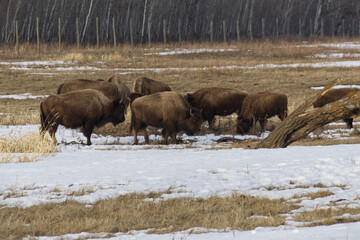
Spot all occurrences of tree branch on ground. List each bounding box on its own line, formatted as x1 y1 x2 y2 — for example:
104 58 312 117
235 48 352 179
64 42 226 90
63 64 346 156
257 77 360 148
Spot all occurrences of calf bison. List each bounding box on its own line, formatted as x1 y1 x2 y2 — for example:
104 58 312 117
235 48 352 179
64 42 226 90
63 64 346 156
57 74 131 111
132 76 171 95
313 87 359 128
237 91 288 134
40 89 126 145
185 87 248 128
130 92 202 144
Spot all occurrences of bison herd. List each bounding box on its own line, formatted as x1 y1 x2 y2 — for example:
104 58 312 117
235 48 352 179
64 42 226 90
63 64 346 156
39 75 358 145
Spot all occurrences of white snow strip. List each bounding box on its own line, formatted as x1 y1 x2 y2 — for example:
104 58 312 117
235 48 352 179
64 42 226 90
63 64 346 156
301 42 360 49
312 53 360 58
24 222 360 240
311 85 360 90
144 48 239 56
0 60 74 66
0 93 49 100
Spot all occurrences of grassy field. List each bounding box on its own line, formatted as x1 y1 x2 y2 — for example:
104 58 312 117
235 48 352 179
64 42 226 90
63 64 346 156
1 38 360 145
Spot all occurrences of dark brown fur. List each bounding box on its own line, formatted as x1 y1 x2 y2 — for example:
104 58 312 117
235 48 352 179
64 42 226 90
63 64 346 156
313 87 359 128
237 91 288 134
314 88 359 107
130 92 202 144
185 87 248 128
40 89 126 145
132 76 171 95
57 75 131 111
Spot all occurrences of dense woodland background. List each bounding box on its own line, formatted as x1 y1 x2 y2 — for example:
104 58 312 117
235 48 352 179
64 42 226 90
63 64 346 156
1 0 360 45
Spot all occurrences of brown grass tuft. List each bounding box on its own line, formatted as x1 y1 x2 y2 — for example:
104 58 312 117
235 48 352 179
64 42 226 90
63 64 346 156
0 130 57 163
292 207 360 227
292 190 334 200
0 193 299 239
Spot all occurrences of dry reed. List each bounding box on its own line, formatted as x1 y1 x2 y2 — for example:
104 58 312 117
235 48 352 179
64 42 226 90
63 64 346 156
0 130 57 163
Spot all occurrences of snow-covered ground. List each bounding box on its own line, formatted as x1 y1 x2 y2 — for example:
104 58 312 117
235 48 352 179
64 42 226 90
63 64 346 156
1 124 360 239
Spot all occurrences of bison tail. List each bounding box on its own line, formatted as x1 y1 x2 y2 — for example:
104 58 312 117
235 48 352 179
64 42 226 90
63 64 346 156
57 83 64 94
129 92 144 103
39 102 48 131
129 107 135 134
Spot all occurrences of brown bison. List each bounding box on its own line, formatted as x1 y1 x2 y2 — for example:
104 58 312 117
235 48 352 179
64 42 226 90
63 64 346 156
132 76 171 95
57 74 131 111
185 87 248 128
130 92 203 144
237 91 288 134
40 89 126 145
313 87 359 128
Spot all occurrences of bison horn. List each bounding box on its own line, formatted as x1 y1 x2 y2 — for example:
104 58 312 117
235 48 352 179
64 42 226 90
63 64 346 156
190 108 194 116
119 99 123 105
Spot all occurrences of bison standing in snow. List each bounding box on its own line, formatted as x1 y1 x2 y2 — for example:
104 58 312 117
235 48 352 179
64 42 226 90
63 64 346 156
57 74 131 111
130 92 202 144
313 87 359 128
237 91 288 134
40 89 126 145
132 76 171 95
185 87 248 128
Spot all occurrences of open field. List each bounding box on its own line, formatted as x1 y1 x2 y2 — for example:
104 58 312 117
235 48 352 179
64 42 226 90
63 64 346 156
2 39 360 142
1 39 360 239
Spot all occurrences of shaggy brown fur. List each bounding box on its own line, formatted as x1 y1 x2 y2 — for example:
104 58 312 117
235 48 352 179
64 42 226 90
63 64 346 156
185 87 248 128
57 74 131 111
40 89 126 145
237 91 288 134
130 92 202 144
132 76 171 95
314 88 359 107
313 87 359 128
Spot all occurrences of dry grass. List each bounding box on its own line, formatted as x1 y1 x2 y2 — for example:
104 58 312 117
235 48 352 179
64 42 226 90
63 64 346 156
0 192 299 239
292 190 334 200
292 207 360 227
0 130 57 163
0 111 39 125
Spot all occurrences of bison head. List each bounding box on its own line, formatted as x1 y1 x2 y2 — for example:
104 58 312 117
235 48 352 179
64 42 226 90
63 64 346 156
236 118 252 134
111 98 126 125
185 94 196 106
183 107 203 135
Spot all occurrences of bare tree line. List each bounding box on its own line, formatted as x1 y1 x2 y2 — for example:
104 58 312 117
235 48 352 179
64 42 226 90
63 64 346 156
1 0 360 45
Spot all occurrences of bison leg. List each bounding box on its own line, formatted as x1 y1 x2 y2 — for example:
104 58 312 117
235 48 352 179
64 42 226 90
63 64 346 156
170 132 177 144
82 122 94 145
142 128 149 144
162 129 177 144
48 123 59 145
207 116 215 129
259 118 266 133
162 130 169 144
248 117 257 134
39 126 46 140
344 118 353 129
133 128 139 145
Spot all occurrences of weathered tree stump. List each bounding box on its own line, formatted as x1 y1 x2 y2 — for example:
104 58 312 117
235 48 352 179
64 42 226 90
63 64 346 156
257 77 360 148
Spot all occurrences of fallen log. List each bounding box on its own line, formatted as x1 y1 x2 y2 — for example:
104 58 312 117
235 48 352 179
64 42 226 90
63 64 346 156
257 77 360 148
